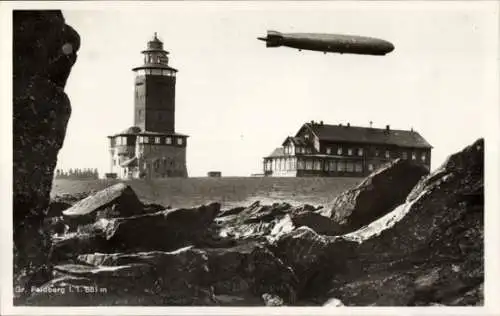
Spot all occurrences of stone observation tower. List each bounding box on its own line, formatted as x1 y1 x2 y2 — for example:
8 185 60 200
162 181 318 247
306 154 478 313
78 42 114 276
107 33 188 179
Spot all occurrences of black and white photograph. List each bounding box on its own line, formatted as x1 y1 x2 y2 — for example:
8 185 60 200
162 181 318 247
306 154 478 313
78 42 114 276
1 1 499 314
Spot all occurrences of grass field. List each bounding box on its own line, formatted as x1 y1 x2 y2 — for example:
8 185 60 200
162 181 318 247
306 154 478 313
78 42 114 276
51 177 361 210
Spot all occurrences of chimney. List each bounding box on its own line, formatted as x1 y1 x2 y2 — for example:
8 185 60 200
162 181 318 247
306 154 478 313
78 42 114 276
411 127 414 132
320 120 324 126
347 122 350 128
339 123 342 127
369 121 373 128
310 120 314 125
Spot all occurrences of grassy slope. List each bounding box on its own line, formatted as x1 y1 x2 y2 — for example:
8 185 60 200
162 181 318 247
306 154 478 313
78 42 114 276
51 177 360 209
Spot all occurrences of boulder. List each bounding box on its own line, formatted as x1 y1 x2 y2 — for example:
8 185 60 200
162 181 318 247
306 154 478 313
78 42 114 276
13 10 80 302
319 158 429 233
215 201 308 241
205 242 298 305
51 202 222 261
62 183 144 225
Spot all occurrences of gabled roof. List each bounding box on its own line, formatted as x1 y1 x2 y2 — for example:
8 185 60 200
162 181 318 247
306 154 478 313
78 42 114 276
300 123 432 149
282 136 309 147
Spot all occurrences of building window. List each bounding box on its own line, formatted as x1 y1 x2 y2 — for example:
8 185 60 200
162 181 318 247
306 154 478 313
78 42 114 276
412 152 416 160
329 160 336 171
304 134 310 140
338 161 346 172
155 137 161 144
346 162 354 172
177 138 183 145
348 148 353 156
274 159 278 171
385 150 390 158
402 152 408 160
355 162 363 172
324 162 329 171
422 153 427 162
358 148 363 156
337 147 343 155
166 137 172 144
326 147 331 155
368 164 374 171
314 160 321 171
306 148 312 154
305 159 313 170
375 150 379 157
297 159 305 170
143 136 149 144
288 158 292 170
116 137 122 146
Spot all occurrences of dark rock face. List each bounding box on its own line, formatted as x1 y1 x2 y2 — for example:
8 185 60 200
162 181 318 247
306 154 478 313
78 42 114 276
13 10 80 301
319 158 429 233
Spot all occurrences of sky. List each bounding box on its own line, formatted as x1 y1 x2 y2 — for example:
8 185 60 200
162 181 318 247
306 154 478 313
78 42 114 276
49 2 498 177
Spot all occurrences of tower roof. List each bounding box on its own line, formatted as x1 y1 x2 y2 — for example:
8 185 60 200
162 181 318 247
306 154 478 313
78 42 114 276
141 32 169 54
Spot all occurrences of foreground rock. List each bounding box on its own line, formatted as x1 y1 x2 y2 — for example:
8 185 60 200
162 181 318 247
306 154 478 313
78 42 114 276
13 10 80 302
62 183 144 225
318 158 429 234
274 139 484 306
29 243 298 306
51 202 222 261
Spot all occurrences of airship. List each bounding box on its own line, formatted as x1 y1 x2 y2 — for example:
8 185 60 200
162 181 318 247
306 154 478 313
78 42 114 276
257 30 395 56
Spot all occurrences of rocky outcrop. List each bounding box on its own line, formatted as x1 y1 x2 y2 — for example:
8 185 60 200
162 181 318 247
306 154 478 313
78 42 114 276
13 10 80 301
274 139 484 305
318 158 429 233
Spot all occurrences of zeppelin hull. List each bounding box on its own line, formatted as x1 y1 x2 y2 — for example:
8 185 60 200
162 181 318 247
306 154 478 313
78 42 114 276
258 31 395 56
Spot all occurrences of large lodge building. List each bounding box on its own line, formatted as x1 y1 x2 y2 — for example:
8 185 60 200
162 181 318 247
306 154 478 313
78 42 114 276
263 121 432 177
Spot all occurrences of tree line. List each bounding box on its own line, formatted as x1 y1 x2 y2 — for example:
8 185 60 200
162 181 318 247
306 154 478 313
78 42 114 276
55 168 99 179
